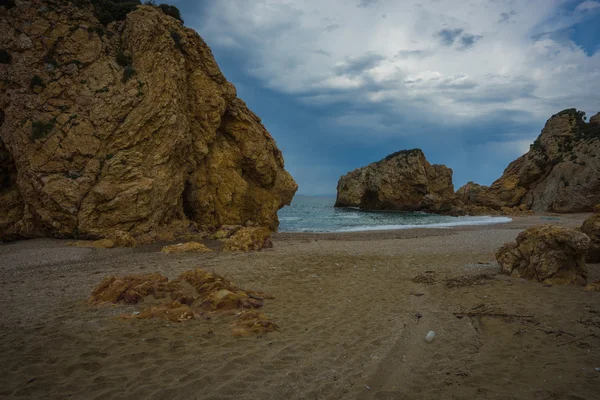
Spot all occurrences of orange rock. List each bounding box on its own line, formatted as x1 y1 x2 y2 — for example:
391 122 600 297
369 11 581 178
456 110 600 213
222 227 273 252
496 225 590 285
109 230 136 247
232 310 278 337
88 273 169 305
210 225 242 240
161 242 212 254
581 212 600 263
89 268 275 333
0 2 297 242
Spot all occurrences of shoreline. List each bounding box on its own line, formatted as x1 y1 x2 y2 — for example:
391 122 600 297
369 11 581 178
275 212 591 241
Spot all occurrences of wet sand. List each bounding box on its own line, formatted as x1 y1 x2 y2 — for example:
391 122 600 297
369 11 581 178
1 214 599 399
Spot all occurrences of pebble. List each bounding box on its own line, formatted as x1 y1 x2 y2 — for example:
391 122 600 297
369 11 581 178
425 331 436 343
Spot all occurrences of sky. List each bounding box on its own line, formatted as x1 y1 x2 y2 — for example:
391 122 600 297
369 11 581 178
166 0 600 195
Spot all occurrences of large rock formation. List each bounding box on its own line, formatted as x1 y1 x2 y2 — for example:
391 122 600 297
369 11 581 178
0 1 297 242
581 206 600 263
458 109 600 213
335 149 456 214
496 225 590 285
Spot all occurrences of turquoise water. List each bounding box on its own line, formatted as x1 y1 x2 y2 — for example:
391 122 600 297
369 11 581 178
277 195 511 233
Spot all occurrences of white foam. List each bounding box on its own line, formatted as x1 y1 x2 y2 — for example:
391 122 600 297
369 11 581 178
279 216 301 221
334 216 512 232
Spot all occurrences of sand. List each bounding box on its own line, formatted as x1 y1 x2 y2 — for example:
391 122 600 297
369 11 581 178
0 214 599 399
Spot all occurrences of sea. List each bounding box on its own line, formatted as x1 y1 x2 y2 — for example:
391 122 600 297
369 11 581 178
277 195 512 233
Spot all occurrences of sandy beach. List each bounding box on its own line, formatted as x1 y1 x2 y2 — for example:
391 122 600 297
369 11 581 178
1 214 599 400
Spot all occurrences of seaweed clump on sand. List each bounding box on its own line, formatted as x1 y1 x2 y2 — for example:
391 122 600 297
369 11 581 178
88 268 277 336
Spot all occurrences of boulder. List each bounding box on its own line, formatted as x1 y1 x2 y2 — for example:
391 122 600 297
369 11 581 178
459 109 600 213
0 0 296 243
581 212 600 263
496 225 590 285
161 242 212 254
335 149 455 213
222 227 273 252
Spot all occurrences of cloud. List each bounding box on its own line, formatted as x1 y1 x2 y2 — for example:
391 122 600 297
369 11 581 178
357 0 378 8
435 28 464 46
195 0 600 193
333 53 386 77
459 33 483 49
576 1 600 12
435 28 482 49
324 24 340 33
200 0 599 121
499 10 517 23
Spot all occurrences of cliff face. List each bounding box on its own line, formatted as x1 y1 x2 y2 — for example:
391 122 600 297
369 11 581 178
457 109 600 213
335 149 456 213
0 1 297 242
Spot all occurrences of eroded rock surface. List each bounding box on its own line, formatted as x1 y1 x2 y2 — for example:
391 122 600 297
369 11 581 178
458 109 600 213
496 225 590 285
0 0 296 242
335 149 456 214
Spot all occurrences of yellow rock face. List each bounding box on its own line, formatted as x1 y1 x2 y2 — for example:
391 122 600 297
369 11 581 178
0 1 297 243
161 242 212 254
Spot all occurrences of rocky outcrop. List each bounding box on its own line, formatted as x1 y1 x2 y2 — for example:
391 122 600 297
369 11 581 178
0 1 296 242
458 109 600 213
580 206 600 263
335 149 457 214
496 225 590 285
